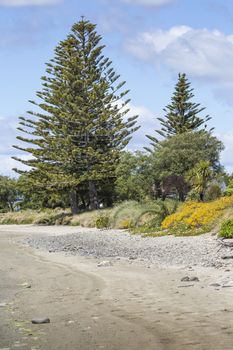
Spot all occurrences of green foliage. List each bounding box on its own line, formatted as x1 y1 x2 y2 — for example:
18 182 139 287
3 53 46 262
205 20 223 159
205 184 222 201
186 160 213 201
95 213 110 229
115 151 154 201
169 223 209 236
185 188 200 201
219 219 233 238
13 19 139 213
131 200 178 234
151 131 223 182
109 201 141 228
17 175 70 210
146 73 211 149
224 178 233 196
0 176 18 212
131 226 167 236
107 199 177 233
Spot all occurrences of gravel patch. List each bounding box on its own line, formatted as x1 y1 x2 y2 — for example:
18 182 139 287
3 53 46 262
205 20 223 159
24 227 233 269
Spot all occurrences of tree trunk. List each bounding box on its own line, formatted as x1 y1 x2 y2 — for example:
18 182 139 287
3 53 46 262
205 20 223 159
8 201 14 212
70 188 79 215
89 181 99 210
199 191 204 202
80 195 86 210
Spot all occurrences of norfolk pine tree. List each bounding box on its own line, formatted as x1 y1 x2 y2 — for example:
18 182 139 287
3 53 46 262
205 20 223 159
13 19 139 214
146 73 212 150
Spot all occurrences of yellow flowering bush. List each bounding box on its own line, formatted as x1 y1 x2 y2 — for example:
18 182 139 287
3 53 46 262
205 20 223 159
162 195 233 230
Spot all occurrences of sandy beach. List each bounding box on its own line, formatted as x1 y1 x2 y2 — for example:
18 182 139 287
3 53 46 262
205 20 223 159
1 225 233 349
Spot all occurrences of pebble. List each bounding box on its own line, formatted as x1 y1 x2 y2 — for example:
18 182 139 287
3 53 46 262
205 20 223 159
20 282 31 288
210 283 221 287
222 281 233 288
221 255 233 260
178 284 195 288
31 318 50 324
181 276 199 282
129 256 137 260
25 230 233 269
97 261 112 267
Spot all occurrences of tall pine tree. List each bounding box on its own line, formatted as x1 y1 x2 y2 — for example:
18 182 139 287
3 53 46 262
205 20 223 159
146 73 212 150
13 19 139 213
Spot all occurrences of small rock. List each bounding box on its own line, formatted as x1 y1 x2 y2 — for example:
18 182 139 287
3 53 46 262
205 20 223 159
178 284 194 288
97 261 112 267
210 283 221 287
181 276 190 282
129 256 137 260
31 318 50 324
222 282 233 288
0 302 7 307
221 255 233 260
189 277 199 282
181 276 199 282
20 282 31 288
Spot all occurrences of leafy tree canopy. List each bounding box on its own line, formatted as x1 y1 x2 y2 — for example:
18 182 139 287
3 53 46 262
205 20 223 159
151 131 224 182
115 151 154 201
0 176 18 212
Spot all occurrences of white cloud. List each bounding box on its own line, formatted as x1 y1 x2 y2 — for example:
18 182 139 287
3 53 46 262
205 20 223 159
126 103 159 150
0 154 30 177
0 0 60 6
0 117 17 154
121 0 175 6
126 26 233 84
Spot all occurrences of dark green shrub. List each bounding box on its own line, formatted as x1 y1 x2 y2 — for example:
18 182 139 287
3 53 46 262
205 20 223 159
95 214 110 229
219 219 233 238
205 184 222 201
186 188 200 201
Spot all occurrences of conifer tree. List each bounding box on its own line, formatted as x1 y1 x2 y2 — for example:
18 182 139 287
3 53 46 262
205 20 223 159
13 19 139 213
146 73 212 150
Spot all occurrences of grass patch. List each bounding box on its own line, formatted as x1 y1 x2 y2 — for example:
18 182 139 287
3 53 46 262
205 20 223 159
0 200 177 233
0 210 37 225
108 200 175 229
219 219 233 238
0 199 184 236
0 209 72 226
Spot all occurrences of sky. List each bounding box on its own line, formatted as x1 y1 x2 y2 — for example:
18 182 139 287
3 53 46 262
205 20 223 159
1 0 233 176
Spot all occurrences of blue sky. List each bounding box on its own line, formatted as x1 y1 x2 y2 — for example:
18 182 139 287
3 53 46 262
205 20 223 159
1 0 233 175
